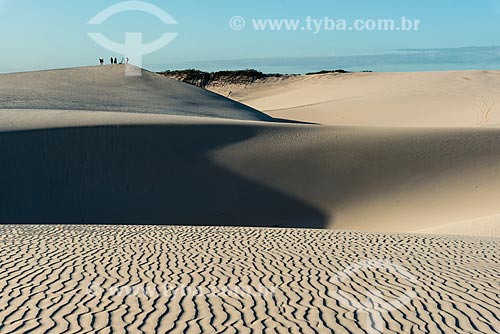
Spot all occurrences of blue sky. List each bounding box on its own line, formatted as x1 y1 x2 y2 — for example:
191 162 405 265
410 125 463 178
1 0 500 73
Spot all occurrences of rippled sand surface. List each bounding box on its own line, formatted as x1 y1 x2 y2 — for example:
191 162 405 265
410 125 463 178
0 225 498 334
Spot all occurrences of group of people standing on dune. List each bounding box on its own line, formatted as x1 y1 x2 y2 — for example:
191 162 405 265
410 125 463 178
99 57 129 65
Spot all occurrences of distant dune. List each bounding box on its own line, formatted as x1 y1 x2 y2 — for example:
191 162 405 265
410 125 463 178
0 65 272 121
208 70 500 127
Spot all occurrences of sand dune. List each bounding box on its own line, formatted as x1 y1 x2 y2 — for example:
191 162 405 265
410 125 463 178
0 65 272 121
0 225 497 334
210 70 500 127
1 67 499 334
417 214 500 237
1 109 500 234
0 110 500 235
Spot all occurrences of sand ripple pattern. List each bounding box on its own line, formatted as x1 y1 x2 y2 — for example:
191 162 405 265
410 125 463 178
0 225 498 334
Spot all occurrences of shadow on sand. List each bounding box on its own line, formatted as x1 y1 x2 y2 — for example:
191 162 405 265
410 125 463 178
0 124 328 228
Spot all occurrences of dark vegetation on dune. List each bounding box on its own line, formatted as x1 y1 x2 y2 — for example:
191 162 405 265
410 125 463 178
305 69 372 75
158 69 286 88
159 68 371 88
305 69 351 75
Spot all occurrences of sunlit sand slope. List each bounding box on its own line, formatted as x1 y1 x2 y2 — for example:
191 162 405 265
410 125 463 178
211 71 500 127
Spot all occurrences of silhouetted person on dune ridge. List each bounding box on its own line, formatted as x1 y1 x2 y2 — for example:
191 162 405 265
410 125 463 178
114 57 118 64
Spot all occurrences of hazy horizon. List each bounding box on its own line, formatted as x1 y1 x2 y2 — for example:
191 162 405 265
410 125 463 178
148 46 500 74
2 45 500 75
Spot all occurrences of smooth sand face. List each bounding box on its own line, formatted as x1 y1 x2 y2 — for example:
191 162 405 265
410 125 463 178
2 110 500 234
0 225 498 334
0 65 272 122
210 71 500 127
1 67 499 334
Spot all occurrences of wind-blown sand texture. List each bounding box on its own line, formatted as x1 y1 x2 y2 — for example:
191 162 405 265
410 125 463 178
1 67 499 334
210 71 500 127
0 225 498 334
0 65 271 121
